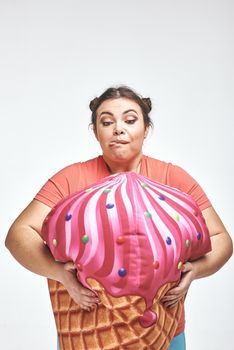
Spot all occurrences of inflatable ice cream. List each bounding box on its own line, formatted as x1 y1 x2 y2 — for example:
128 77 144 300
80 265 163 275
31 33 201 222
42 172 211 328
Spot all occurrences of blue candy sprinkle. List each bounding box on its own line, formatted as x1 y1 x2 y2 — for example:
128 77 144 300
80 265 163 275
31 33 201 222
166 237 172 245
106 203 115 209
158 194 165 200
197 232 202 240
65 213 72 221
118 268 127 277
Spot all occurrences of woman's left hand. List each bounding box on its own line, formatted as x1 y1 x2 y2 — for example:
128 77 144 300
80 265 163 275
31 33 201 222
160 261 196 308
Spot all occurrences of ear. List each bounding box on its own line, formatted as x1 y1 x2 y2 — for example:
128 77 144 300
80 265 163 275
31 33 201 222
93 127 99 141
144 126 149 139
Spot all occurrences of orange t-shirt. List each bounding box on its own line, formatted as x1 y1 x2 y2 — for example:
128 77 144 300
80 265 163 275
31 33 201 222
35 154 212 336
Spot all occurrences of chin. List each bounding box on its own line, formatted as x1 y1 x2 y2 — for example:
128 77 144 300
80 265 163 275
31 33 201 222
112 154 129 161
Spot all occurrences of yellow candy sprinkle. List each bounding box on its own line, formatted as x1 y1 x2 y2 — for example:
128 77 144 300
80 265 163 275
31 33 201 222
177 261 183 270
174 213 180 221
85 188 93 193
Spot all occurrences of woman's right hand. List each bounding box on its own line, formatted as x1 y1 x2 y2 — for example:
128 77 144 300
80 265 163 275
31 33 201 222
59 262 100 311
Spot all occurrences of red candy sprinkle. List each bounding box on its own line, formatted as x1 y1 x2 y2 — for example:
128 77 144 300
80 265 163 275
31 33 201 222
153 261 160 269
116 236 125 244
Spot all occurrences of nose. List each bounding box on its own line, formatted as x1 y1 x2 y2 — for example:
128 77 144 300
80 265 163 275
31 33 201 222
113 124 125 136
113 129 124 135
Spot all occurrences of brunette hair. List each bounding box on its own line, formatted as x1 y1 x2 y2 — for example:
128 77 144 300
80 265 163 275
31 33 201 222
89 85 153 129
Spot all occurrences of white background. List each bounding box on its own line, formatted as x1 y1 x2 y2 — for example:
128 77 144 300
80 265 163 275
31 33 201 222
0 1 233 349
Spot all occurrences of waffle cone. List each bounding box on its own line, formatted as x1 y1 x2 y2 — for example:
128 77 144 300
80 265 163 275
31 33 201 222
48 278 185 350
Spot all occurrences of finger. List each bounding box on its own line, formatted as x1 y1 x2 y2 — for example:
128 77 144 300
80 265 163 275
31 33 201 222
80 290 100 303
80 305 91 312
167 301 179 309
164 300 179 308
161 295 177 302
80 297 100 306
90 303 97 310
81 295 100 305
80 288 99 299
80 299 95 308
70 288 100 305
162 293 184 303
81 301 98 311
69 289 98 304
166 287 182 296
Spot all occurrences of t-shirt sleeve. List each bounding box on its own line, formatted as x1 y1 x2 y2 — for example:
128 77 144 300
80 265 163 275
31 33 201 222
34 164 78 208
168 164 212 211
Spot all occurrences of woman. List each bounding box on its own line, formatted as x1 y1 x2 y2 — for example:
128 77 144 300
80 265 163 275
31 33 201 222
5 86 233 350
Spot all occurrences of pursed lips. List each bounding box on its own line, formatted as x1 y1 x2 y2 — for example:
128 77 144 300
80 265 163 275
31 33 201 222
109 140 129 146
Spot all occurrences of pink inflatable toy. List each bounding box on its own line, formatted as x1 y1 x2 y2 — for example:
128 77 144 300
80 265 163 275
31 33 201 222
42 172 211 328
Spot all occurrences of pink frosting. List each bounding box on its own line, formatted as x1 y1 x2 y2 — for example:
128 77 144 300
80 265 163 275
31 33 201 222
42 172 211 327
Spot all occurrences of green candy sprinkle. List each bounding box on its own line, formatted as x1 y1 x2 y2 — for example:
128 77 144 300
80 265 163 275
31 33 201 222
186 239 191 248
82 235 89 244
52 239 57 247
141 182 149 188
103 188 111 193
144 211 152 218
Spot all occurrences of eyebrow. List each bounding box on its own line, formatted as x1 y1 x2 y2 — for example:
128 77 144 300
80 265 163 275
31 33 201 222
99 109 138 117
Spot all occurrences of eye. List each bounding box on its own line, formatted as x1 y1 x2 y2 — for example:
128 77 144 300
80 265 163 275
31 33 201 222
102 121 113 126
125 119 136 124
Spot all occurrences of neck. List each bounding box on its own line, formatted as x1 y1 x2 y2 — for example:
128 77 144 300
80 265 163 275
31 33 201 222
103 153 143 174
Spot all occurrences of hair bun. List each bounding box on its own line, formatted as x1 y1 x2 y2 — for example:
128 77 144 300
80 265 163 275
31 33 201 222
89 97 99 112
142 97 152 113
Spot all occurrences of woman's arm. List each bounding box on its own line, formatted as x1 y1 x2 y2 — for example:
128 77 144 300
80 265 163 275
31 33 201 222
161 206 233 308
5 200 99 311
5 200 63 279
189 206 233 278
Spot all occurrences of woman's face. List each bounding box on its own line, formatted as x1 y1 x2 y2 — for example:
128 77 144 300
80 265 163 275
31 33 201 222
94 97 149 162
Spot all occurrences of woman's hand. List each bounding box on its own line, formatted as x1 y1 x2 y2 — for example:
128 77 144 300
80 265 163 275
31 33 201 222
161 262 196 308
59 262 100 311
